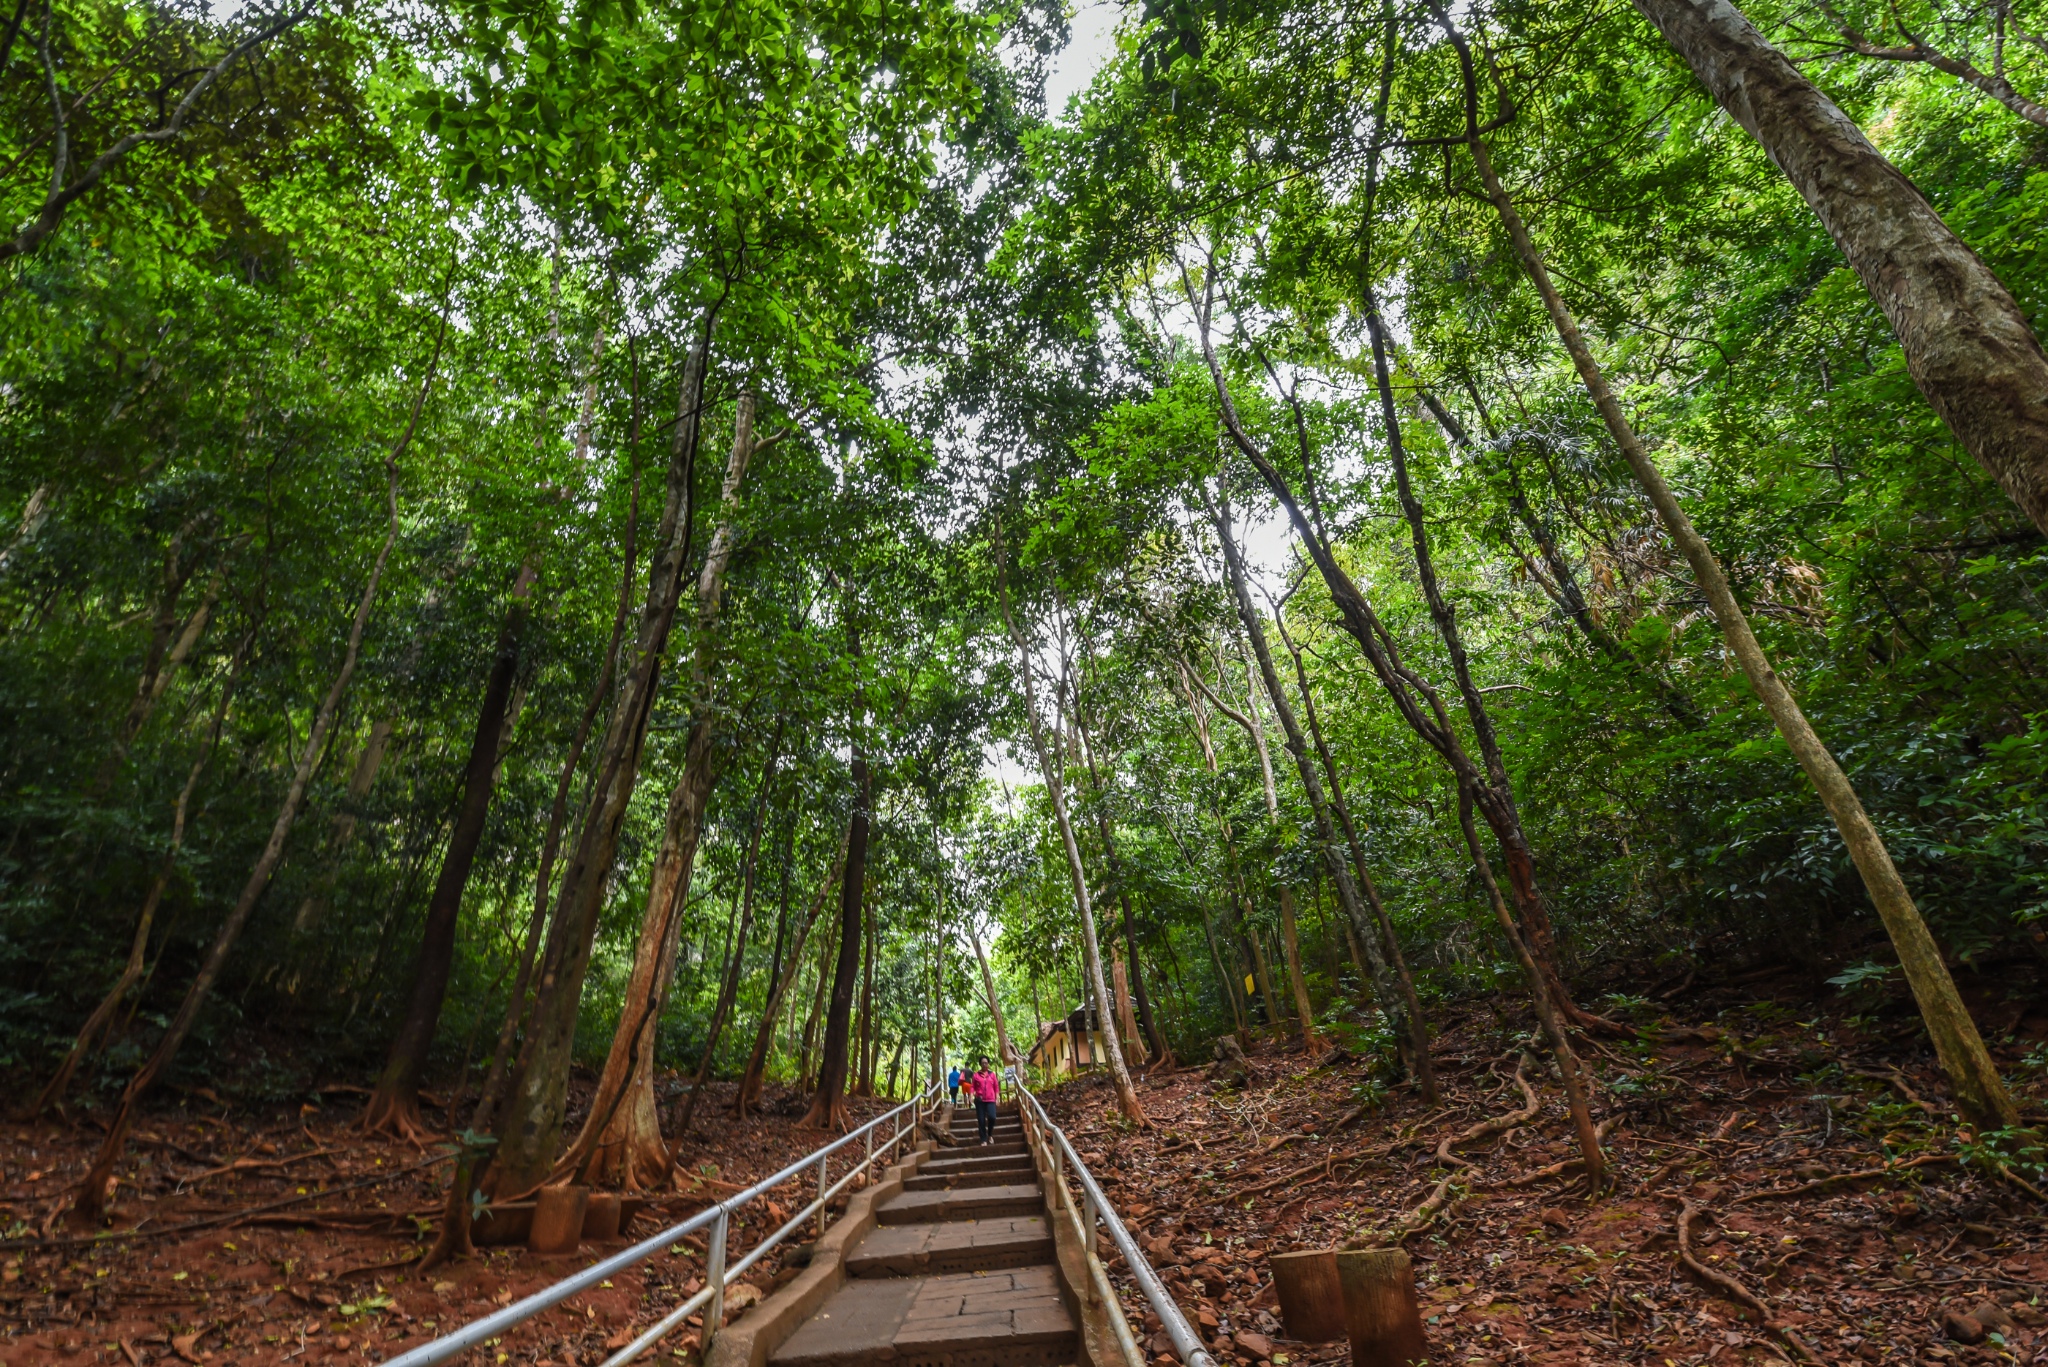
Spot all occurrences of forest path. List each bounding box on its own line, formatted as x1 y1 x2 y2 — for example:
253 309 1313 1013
768 1107 1080 1367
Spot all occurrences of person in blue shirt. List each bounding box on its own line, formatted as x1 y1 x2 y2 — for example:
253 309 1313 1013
947 1064 961 1103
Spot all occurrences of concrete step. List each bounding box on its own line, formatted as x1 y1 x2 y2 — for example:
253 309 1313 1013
768 1265 1077 1367
920 1150 1034 1174
904 1164 1036 1191
876 1184 1045 1226
937 1139 1026 1157
844 1215 1056 1277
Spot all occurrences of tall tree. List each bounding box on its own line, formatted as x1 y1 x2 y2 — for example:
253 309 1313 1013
1207 490 1434 1092
559 388 771 1188
363 562 536 1140
800 752 871 1131
1631 0 2048 535
1433 3 2019 1127
996 537 1149 1125
488 319 718 1197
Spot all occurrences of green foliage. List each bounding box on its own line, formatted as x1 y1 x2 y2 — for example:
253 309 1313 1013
7 0 2048 1125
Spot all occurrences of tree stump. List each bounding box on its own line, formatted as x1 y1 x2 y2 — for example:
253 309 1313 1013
529 1184 589 1254
1335 1248 1428 1367
1270 1248 1344 1343
582 1190 622 1240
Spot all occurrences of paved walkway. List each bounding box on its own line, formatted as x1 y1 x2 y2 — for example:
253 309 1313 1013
769 1109 1080 1367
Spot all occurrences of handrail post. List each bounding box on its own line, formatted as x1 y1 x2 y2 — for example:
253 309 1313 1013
703 1208 729 1356
815 1154 828 1236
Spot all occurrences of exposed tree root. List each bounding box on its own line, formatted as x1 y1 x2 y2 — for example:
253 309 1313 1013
357 1090 435 1148
1234 1153 1335 1202
1365 1171 1461 1246
797 1096 851 1133
1674 1199 1827 1365
0 1156 440 1253
1434 1053 1541 1171
1846 1064 1937 1116
1490 1116 1622 1189
1732 1152 1955 1204
182 1147 345 1186
1344 1055 1546 1246
1998 1161 2048 1203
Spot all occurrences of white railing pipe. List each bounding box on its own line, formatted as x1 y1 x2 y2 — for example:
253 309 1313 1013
379 1082 938 1367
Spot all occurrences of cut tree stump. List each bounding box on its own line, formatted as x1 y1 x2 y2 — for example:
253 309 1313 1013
1270 1248 1344 1343
1336 1247 1429 1367
529 1184 588 1255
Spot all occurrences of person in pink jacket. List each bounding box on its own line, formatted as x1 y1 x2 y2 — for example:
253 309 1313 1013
968 1056 1001 1144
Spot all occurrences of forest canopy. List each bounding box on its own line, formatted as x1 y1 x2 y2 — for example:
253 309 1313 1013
3 0 2046 1227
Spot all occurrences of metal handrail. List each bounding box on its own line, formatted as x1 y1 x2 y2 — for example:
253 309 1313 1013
1015 1081 1219 1367
379 1081 941 1367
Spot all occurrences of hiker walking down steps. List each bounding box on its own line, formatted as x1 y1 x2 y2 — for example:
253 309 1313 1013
969 1056 1001 1144
947 1063 961 1104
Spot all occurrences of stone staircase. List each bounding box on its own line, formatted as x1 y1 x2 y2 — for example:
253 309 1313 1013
767 1107 1082 1367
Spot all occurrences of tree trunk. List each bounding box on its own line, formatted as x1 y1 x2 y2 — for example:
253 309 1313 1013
671 723 785 1138
1187 268 1605 1037
1244 916 1282 1027
929 932 944 1088
489 314 720 1198
739 812 797 1111
996 546 1147 1125
1632 0 2048 535
73 453 408 1226
1457 785 1606 1189
1356 291 1600 1035
1209 491 1435 1086
799 913 837 1094
1269 604 1434 1082
1443 45 2020 1124
1110 953 1142 1057
968 923 1019 1068
470 476 639 1138
1185 658 1292 1035
800 756 870 1131
1069 692 1169 1066
96 559 218 795
1200 907 1248 1039
291 717 396 934
1414 389 1704 730
854 902 876 1097
364 563 536 1140
469 321 630 1142
736 840 845 1115
1169 676 1253 1045
1118 903 1167 1065
558 389 768 1188
884 1036 905 1099
1275 888 1323 1052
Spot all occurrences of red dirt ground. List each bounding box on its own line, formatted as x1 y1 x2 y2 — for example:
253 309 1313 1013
1039 981 2048 1367
0 1079 908 1366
